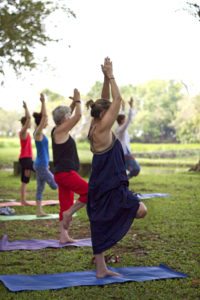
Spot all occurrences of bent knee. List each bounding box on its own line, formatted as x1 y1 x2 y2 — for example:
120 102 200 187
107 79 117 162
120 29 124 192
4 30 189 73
136 202 147 219
24 169 31 178
49 181 58 190
129 167 140 178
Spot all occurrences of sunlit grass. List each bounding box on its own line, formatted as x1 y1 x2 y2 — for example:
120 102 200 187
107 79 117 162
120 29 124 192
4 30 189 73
0 137 199 168
130 143 200 152
0 168 199 299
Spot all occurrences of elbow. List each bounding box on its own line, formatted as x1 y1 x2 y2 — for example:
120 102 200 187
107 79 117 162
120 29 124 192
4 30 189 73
78 113 82 121
117 96 122 103
113 95 122 103
42 115 48 123
77 112 82 120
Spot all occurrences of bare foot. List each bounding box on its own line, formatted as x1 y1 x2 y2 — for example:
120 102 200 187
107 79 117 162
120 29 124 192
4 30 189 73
96 269 122 279
36 212 49 217
21 201 32 206
59 237 77 244
62 211 72 229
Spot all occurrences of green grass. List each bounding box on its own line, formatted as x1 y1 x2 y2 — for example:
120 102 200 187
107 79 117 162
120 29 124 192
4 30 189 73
0 168 200 299
1 149 198 169
1 136 200 151
0 136 200 167
131 143 200 152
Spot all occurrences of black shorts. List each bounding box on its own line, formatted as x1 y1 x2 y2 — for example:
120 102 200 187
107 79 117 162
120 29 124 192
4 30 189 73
19 158 34 183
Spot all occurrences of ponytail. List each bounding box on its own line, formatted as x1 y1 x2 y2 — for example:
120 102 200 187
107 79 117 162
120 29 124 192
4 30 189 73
86 98 111 119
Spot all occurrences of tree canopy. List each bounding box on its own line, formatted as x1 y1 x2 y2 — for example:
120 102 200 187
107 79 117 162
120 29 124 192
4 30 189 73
173 94 200 143
186 2 200 21
0 80 199 144
132 80 183 142
86 79 200 143
42 88 66 102
0 0 75 76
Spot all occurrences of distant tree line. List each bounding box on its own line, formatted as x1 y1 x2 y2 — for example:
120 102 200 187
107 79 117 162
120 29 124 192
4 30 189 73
86 79 200 143
185 2 200 21
0 79 199 144
0 1 199 143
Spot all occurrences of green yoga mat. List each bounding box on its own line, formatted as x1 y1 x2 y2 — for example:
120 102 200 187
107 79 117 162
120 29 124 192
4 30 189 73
0 214 59 221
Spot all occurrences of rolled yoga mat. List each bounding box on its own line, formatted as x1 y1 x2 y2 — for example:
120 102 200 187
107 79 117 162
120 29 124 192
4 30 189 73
0 235 92 250
0 264 188 292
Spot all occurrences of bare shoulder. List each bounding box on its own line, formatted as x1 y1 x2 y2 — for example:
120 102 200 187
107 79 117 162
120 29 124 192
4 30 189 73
53 127 69 144
20 128 28 140
92 128 113 152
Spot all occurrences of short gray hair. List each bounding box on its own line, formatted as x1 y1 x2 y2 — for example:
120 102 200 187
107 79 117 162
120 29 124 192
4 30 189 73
52 105 71 125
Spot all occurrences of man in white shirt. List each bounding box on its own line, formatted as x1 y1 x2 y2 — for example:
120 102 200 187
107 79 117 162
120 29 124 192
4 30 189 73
115 97 140 179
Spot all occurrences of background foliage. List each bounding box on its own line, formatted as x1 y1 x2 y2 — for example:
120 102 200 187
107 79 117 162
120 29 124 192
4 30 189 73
1 79 199 144
0 0 75 77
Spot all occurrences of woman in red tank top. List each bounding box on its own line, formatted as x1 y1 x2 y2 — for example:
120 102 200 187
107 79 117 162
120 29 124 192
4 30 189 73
19 101 34 206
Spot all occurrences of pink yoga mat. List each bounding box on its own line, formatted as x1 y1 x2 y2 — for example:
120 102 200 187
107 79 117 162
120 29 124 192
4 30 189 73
0 200 59 207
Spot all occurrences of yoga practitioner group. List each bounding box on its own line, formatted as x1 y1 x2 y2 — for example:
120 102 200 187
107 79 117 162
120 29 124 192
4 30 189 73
18 57 147 278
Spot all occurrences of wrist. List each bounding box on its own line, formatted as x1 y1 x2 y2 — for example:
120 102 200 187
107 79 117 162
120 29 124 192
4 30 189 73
74 100 81 103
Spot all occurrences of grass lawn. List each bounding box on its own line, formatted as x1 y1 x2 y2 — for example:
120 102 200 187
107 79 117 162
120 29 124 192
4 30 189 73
0 138 199 168
0 167 199 299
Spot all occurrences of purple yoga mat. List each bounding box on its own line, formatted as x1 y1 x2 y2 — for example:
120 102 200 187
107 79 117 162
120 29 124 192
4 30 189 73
0 235 92 251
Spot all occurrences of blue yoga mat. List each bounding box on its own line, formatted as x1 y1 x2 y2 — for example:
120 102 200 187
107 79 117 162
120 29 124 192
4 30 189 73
0 264 188 292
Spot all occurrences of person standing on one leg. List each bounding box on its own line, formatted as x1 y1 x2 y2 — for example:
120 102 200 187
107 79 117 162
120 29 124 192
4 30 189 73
19 101 34 206
115 98 140 179
33 94 57 217
51 89 88 243
86 57 147 278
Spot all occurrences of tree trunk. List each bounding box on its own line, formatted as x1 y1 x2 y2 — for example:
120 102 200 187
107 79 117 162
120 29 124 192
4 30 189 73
189 160 200 172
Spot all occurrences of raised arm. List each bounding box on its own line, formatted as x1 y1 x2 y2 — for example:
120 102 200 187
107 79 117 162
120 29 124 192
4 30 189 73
21 101 31 139
69 97 76 114
127 96 134 124
41 93 47 117
34 94 48 140
101 58 110 100
117 97 134 133
99 58 122 132
55 89 82 135
121 99 125 114
129 97 134 109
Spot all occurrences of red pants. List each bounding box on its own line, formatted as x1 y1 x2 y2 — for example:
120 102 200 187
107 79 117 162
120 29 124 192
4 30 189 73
54 171 88 221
